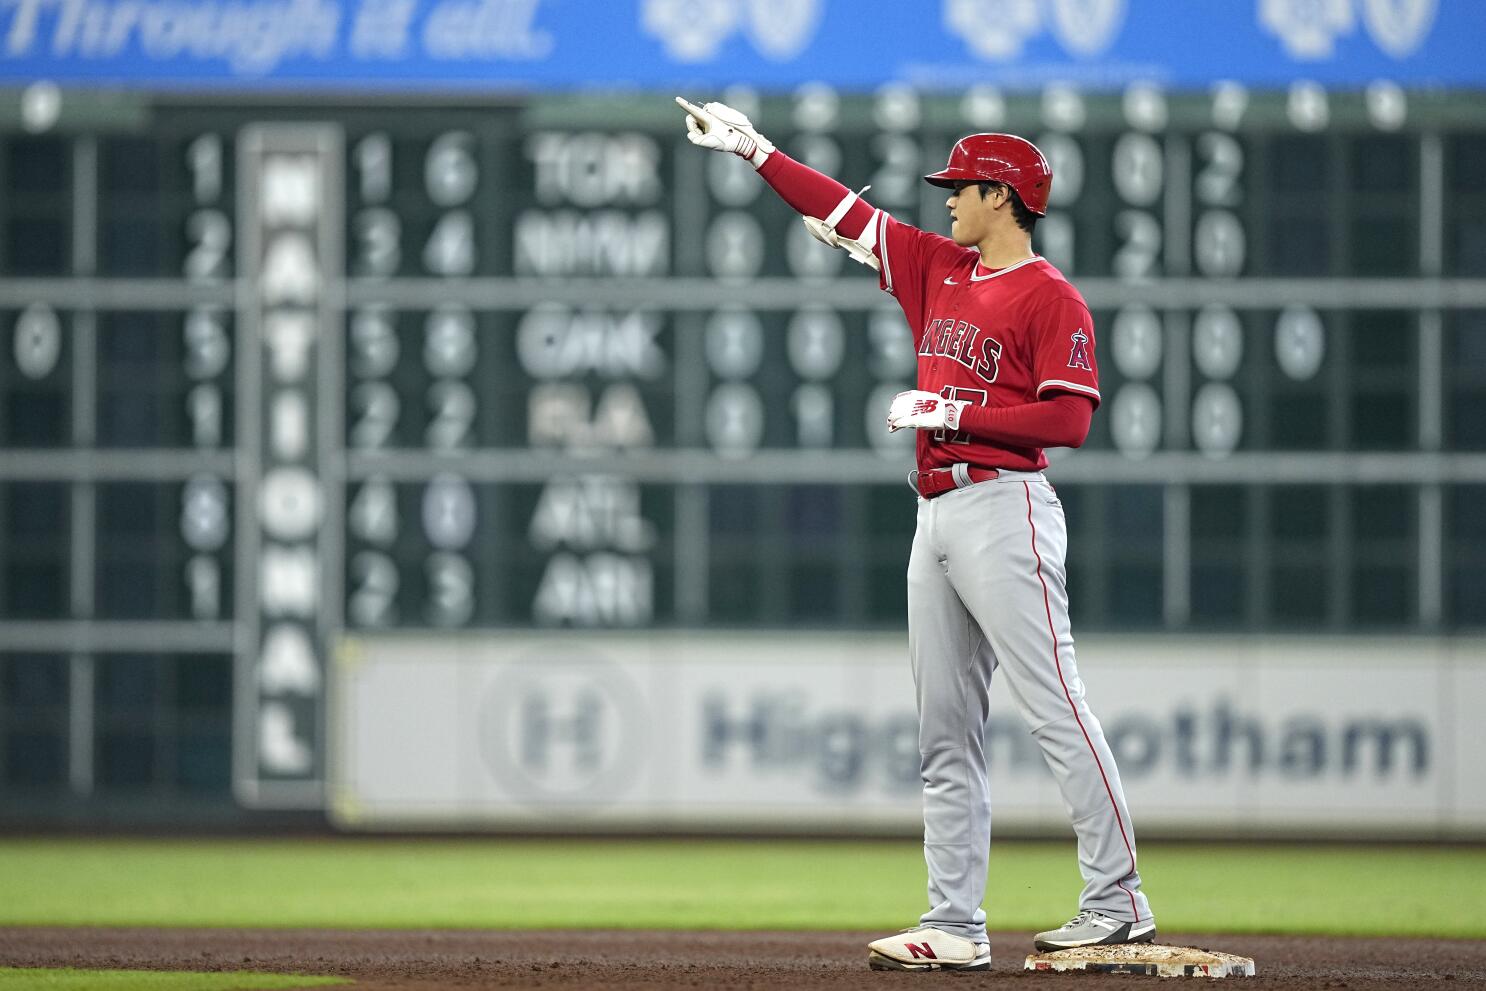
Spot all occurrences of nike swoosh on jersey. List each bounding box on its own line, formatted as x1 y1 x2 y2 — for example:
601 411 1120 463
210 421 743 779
943 277 958 285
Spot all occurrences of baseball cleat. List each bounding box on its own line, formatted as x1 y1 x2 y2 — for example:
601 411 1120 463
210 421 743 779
1033 910 1156 951
867 926 991 972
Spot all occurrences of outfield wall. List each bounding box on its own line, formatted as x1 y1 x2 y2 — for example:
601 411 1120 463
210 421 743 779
329 634 1486 840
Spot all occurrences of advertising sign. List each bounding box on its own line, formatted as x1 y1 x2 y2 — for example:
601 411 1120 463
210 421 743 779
331 632 1486 838
1 0 1479 90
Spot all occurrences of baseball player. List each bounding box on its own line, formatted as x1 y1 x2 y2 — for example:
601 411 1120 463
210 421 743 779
677 98 1156 971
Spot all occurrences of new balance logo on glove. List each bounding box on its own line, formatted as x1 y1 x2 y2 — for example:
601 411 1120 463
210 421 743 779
887 390 967 433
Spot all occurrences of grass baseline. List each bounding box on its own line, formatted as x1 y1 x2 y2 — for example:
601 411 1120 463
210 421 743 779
0 838 1480 938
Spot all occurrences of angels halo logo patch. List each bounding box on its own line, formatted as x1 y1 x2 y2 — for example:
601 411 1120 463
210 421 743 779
1067 328 1092 370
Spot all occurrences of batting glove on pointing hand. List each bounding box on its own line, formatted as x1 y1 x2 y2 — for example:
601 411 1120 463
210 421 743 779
888 390 967 433
676 97 775 168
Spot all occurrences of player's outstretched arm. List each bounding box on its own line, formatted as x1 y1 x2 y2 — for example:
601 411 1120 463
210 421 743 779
676 97 880 270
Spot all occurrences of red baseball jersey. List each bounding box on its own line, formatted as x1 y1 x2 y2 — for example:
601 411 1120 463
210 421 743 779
870 213 1100 473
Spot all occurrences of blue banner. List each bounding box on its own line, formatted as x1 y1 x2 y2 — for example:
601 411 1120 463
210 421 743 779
1 0 1482 90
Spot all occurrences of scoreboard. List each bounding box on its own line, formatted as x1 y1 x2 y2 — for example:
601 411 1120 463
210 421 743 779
1 82 1485 805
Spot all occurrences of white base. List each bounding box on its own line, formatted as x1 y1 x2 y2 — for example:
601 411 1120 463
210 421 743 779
1025 943 1256 978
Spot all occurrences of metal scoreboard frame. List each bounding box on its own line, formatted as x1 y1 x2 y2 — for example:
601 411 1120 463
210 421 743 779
0 83 1484 810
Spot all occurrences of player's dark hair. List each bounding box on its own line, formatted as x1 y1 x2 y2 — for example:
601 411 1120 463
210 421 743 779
977 181 1039 234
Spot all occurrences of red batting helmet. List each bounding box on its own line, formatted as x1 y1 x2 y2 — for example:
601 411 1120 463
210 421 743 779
923 133 1052 216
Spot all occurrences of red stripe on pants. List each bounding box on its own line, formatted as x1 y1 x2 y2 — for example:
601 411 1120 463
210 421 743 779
1023 481 1141 922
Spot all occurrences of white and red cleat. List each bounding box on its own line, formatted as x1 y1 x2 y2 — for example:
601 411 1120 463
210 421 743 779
867 926 992 972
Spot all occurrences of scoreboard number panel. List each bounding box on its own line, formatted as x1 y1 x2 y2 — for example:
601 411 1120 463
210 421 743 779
2 83 1485 806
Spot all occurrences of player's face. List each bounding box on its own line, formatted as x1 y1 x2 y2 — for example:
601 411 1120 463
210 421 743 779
946 181 1004 247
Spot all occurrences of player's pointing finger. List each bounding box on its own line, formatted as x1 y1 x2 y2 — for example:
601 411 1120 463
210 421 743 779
675 96 708 121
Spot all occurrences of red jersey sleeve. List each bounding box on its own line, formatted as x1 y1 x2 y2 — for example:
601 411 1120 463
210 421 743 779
755 151 875 238
873 213 977 331
754 153 973 333
956 393 1095 449
1029 293 1101 408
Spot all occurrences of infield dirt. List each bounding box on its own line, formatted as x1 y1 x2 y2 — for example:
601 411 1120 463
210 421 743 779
3 927 1484 989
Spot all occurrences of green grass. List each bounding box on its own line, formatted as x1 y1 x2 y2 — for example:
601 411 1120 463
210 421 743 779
0 839 1481 938
0 969 347 990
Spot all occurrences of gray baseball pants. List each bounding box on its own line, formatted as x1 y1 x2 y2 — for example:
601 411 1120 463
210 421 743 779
907 470 1151 941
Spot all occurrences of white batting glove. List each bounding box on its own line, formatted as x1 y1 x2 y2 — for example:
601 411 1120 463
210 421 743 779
675 97 775 168
887 390 967 433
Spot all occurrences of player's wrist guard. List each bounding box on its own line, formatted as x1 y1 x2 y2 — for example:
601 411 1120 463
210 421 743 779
943 399 964 432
